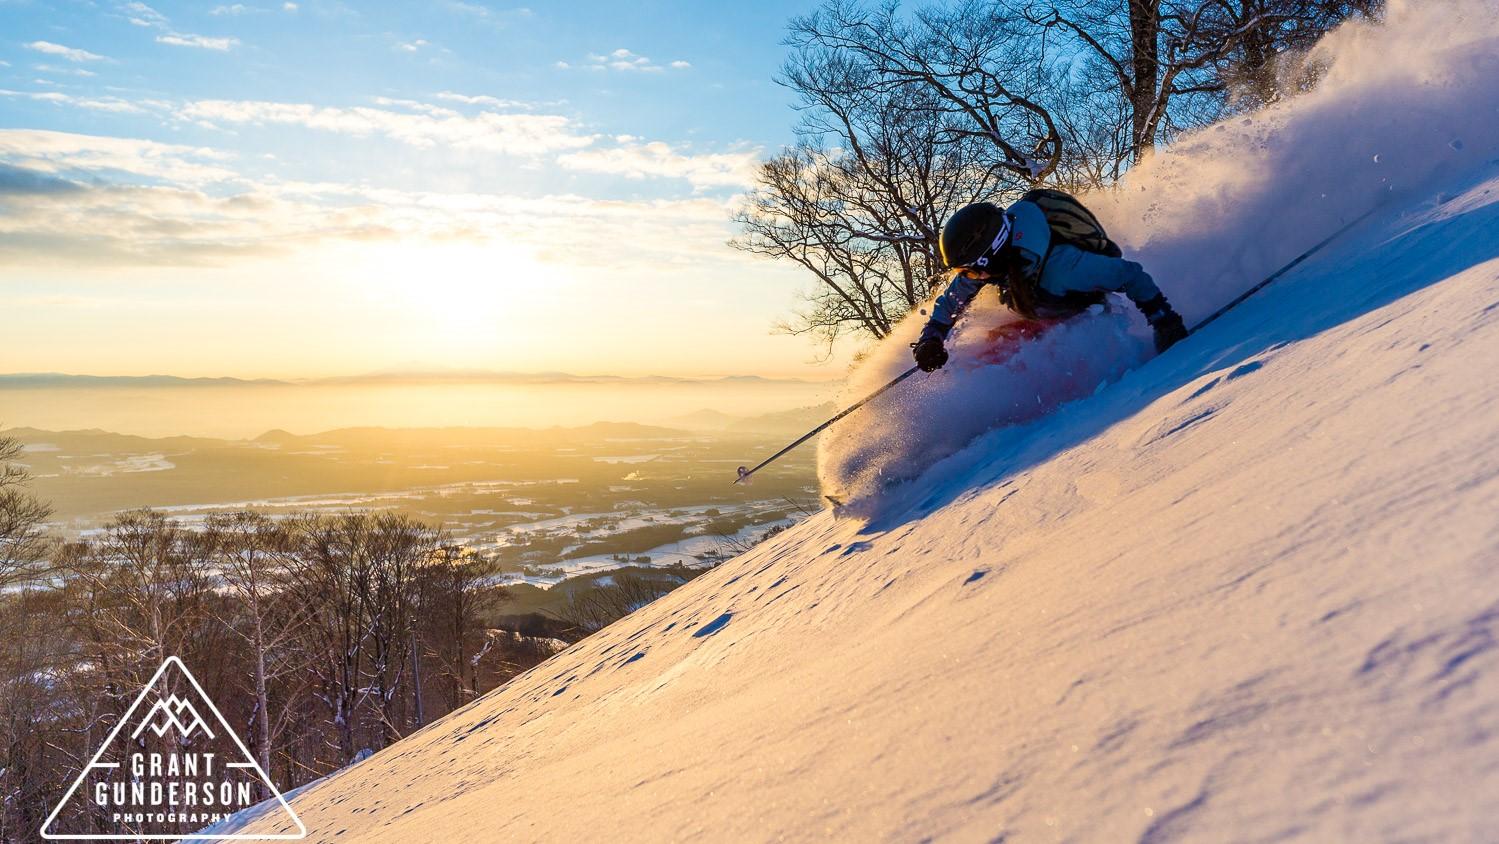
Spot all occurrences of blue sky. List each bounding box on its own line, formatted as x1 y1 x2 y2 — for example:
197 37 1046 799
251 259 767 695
0 0 842 378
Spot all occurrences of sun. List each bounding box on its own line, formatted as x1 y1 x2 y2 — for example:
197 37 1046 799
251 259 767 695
332 238 565 360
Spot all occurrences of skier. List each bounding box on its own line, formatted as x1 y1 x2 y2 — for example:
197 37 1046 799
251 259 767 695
911 194 1189 372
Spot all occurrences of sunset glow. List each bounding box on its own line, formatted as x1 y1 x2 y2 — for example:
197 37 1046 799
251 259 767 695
0 0 833 379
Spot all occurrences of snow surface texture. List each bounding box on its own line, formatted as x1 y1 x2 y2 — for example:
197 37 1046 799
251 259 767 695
204 6 1499 842
818 0 1499 503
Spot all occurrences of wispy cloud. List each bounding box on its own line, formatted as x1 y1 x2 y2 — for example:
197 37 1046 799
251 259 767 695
0 129 239 185
444 2 532 25
558 141 758 189
395 38 429 53
0 130 746 271
446 1 491 17
25 41 107 63
123 3 240 51
180 98 597 156
123 1 169 27
435 91 529 109
562 48 691 74
157 33 240 50
34 64 99 78
2 89 150 114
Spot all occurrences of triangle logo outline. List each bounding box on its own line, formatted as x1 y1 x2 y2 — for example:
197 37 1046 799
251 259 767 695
39 655 308 841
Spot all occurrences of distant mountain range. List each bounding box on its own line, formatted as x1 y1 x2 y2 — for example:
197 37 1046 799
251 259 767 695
0 373 288 388
0 371 835 389
0 421 695 451
669 403 839 435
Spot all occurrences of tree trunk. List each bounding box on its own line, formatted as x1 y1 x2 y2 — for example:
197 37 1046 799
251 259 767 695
409 630 424 729
1128 0 1162 157
250 601 272 800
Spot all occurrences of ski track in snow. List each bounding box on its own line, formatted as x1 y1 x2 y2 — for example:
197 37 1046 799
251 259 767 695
202 3 1499 841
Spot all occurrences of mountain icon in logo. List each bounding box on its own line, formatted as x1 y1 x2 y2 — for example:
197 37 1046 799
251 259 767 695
132 695 215 741
40 655 305 840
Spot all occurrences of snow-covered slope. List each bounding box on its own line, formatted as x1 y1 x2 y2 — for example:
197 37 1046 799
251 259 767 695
208 165 1499 843
207 6 1499 842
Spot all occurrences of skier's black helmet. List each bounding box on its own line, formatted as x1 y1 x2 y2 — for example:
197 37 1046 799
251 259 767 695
939 202 1011 269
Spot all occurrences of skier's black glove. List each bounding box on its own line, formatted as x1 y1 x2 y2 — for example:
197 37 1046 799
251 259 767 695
1151 311 1188 353
1138 294 1188 354
912 336 949 372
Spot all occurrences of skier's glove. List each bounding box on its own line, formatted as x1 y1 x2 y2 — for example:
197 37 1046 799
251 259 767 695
1138 295 1189 354
912 337 949 372
1150 311 1188 353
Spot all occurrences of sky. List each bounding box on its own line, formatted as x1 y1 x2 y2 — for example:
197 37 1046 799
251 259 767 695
0 0 845 378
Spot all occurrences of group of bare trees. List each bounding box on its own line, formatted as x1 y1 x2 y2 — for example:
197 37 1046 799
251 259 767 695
0 436 561 840
734 0 1381 347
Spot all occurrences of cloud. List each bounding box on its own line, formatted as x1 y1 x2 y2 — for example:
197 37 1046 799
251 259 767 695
34 64 98 78
396 38 429 53
2 89 149 114
156 33 240 50
25 41 107 63
0 176 393 267
0 163 86 196
0 129 240 185
284 2 298 10
180 98 597 156
444 2 532 25
563 48 691 74
436 91 529 109
0 148 747 271
558 141 759 189
124 1 169 26
446 1 491 16
370 96 459 116
122 3 238 50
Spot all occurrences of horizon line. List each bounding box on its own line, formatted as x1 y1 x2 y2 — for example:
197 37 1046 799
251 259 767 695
0 368 846 385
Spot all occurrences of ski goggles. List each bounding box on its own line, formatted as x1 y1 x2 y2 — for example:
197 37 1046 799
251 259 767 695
959 213 1012 271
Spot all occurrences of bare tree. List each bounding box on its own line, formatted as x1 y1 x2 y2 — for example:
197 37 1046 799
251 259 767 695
1030 0 1382 166
285 514 373 764
552 573 678 635
0 435 52 590
52 511 233 837
285 513 446 759
360 514 441 746
734 0 1046 345
416 546 504 712
62 511 222 681
788 0 1066 181
207 512 314 797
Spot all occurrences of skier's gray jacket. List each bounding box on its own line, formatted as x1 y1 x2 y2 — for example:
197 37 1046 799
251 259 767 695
920 200 1162 341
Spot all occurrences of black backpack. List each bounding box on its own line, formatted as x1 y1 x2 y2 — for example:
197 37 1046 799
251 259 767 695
1019 188 1123 258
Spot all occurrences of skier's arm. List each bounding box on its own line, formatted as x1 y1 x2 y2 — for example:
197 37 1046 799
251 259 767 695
919 271 987 342
1039 246 1163 306
1041 245 1186 352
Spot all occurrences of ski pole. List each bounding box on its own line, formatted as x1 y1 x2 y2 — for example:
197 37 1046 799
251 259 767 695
1189 203 1382 336
734 365 922 485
